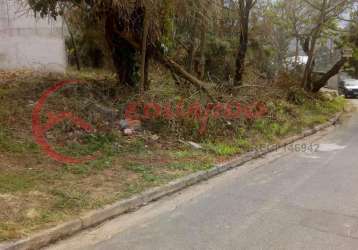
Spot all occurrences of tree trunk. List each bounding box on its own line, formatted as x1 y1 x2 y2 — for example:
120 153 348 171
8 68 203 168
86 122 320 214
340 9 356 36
234 23 248 85
63 15 81 71
140 6 150 94
311 58 347 92
188 14 199 73
220 0 225 36
144 55 150 90
198 9 208 80
105 14 137 87
235 1 252 86
198 30 206 80
302 35 318 91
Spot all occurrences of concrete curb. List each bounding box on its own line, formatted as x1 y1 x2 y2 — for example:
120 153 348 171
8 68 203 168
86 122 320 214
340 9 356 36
0 112 343 250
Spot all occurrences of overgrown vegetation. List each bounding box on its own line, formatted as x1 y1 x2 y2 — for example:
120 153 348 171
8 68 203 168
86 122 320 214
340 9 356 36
0 68 346 241
0 0 353 243
28 0 357 94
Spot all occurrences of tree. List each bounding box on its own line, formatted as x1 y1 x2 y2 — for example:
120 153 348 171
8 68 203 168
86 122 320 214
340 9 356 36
295 0 353 92
234 0 257 86
248 1 292 78
29 0 216 98
342 9 358 77
28 0 355 94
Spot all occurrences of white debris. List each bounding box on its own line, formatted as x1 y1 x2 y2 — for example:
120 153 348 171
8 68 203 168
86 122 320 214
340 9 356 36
123 128 135 136
151 135 160 141
188 141 203 149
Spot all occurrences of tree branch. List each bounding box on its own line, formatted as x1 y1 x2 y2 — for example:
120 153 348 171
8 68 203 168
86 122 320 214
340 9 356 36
311 57 347 92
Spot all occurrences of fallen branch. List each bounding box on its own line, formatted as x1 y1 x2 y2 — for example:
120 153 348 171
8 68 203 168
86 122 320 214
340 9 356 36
311 57 347 93
118 32 216 102
155 54 216 102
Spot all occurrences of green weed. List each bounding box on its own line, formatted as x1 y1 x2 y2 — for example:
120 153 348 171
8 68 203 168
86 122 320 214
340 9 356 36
170 150 200 159
50 189 90 210
0 127 39 154
167 162 213 171
125 164 160 183
205 143 241 156
0 173 35 193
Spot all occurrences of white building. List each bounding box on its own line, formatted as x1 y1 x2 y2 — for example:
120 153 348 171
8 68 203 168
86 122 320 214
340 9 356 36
0 0 66 72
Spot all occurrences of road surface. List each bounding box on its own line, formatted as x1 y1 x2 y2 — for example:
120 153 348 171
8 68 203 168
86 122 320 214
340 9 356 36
47 100 358 250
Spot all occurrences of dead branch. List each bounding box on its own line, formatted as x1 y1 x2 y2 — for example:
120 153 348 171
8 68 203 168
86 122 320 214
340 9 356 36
118 32 216 102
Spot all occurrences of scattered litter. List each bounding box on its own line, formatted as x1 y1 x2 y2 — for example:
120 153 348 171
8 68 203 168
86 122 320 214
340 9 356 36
120 119 142 135
124 128 135 136
151 134 160 141
179 140 203 149
188 141 203 149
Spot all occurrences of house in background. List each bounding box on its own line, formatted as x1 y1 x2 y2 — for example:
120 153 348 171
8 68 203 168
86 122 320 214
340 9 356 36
287 39 342 89
0 0 66 72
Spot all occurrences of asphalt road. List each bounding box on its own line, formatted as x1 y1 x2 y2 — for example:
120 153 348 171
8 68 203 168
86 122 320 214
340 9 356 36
47 100 358 250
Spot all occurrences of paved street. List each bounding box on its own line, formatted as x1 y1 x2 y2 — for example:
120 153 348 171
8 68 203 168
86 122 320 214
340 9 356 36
47 100 358 250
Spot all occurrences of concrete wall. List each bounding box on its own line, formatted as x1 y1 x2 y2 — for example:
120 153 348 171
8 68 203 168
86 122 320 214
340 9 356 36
0 0 66 72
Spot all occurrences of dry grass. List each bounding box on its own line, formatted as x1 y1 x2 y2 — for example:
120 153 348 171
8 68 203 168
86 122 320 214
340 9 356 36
0 68 345 241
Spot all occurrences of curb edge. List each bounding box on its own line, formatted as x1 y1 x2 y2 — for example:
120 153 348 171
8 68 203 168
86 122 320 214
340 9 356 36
0 112 343 250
